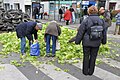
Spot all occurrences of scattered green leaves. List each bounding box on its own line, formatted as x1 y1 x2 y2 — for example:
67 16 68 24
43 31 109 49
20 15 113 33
10 60 23 67
96 59 102 65
64 69 69 72
54 68 61 71
0 23 113 66
0 66 5 71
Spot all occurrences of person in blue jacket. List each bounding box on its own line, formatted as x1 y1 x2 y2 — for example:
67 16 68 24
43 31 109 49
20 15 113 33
16 21 42 55
114 11 120 35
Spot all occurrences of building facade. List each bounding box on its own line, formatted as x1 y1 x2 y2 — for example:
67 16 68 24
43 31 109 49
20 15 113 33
109 0 120 10
0 0 3 7
2 0 120 16
3 0 31 12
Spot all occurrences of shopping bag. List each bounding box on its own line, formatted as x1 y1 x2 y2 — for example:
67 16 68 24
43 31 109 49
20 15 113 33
30 42 40 56
56 40 60 50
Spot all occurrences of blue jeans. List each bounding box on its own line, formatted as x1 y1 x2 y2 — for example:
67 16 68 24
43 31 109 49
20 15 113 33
20 37 26 55
46 35 57 55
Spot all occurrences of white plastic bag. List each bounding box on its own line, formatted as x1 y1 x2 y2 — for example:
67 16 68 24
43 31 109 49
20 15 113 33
56 40 60 50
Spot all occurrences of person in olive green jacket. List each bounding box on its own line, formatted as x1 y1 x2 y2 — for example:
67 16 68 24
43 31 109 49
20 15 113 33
99 7 112 31
44 21 61 57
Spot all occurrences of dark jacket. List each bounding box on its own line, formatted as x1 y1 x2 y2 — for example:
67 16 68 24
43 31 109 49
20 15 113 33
16 22 38 41
33 7 39 15
103 10 112 27
45 21 61 37
75 14 107 47
59 8 63 14
69 8 74 12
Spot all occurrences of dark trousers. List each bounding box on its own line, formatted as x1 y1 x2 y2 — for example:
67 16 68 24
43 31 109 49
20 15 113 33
66 20 69 25
59 14 62 21
83 46 99 75
40 13 43 19
34 14 37 19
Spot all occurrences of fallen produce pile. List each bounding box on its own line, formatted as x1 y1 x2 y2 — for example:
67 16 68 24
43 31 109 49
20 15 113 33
0 23 111 65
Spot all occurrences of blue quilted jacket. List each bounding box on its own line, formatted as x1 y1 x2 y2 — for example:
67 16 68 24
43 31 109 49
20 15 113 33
115 12 120 25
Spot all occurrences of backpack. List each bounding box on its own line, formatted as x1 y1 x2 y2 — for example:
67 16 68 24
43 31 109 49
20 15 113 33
88 18 104 40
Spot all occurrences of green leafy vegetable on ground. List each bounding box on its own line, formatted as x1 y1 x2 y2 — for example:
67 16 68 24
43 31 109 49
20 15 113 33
0 23 112 65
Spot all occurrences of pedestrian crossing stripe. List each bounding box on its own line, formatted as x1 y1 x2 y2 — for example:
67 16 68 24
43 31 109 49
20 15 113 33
32 60 120 80
73 62 120 80
32 62 79 80
0 64 28 80
1 58 120 80
101 58 120 69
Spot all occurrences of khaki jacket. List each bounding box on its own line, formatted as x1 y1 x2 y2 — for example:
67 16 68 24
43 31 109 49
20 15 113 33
45 22 61 37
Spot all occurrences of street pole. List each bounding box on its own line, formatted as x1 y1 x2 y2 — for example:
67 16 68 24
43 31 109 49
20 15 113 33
54 0 56 20
58 0 60 21
80 0 82 22
31 0 32 19
96 0 99 8
105 0 109 10
76 0 79 19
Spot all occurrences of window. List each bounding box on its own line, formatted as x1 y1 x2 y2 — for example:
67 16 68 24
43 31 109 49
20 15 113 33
4 3 10 10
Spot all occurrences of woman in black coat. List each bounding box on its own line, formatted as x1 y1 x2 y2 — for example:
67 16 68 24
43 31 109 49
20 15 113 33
75 6 107 75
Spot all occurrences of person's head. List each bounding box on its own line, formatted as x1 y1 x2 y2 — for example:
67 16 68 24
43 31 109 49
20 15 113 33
119 10 120 13
99 7 105 15
35 23 42 30
87 6 98 15
66 7 68 10
85 6 87 9
40 6 42 8
99 7 104 11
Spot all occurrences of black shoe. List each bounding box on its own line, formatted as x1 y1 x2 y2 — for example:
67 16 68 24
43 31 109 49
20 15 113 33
52 54 55 57
83 73 88 76
88 72 93 76
83 72 89 76
88 74 93 76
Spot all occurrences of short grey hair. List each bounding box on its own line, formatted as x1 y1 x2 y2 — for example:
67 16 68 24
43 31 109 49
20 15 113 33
37 23 42 30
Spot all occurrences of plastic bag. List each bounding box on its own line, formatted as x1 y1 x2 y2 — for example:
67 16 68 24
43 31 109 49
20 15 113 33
30 42 40 56
56 40 60 50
